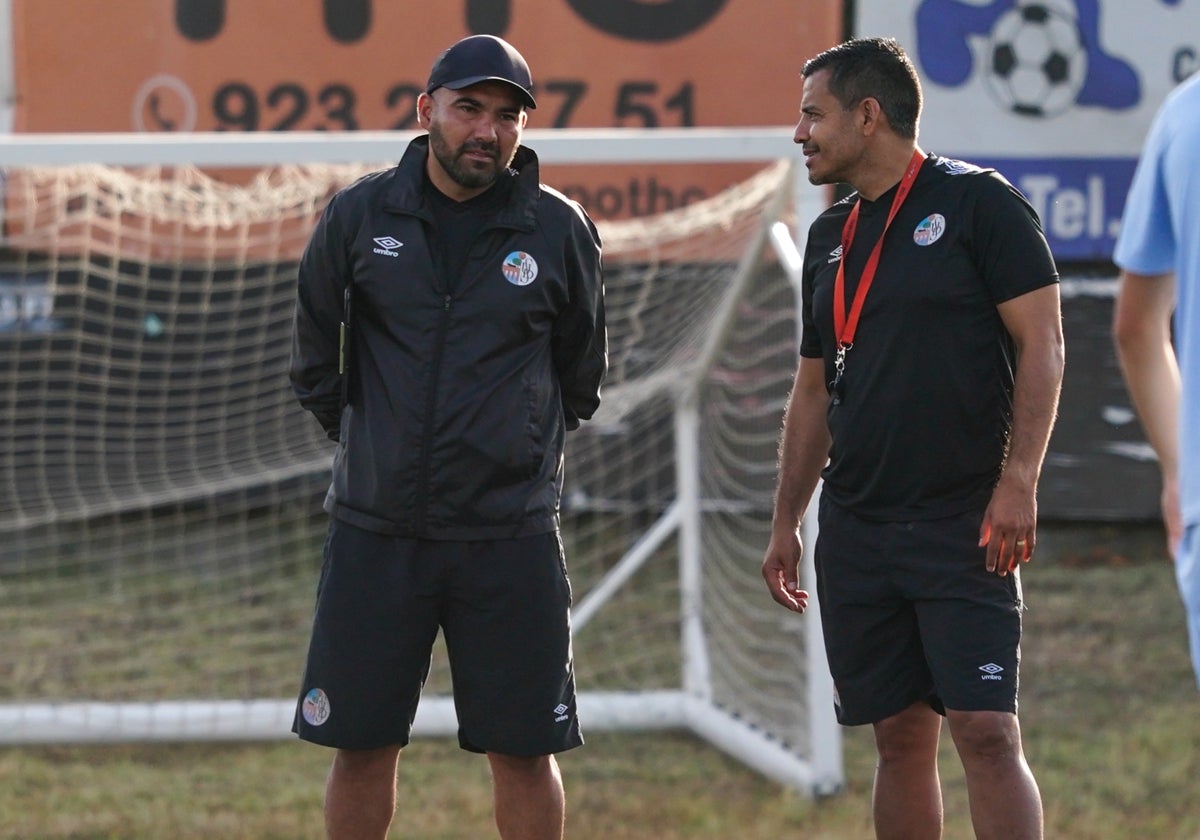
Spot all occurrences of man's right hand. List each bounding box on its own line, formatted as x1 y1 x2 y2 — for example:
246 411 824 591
762 529 809 613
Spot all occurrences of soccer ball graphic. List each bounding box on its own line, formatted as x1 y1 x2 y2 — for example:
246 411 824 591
983 2 1088 118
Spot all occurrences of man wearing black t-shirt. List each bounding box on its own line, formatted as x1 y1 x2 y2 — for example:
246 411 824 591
763 38 1062 839
290 35 606 840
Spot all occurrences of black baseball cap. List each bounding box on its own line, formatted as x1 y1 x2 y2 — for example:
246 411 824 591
426 35 537 109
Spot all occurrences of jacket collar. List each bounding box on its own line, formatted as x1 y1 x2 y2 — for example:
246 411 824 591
384 135 540 230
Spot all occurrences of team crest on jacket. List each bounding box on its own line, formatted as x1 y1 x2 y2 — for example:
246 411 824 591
502 251 539 286
913 214 946 246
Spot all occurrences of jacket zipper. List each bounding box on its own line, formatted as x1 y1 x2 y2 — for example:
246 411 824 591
413 292 453 534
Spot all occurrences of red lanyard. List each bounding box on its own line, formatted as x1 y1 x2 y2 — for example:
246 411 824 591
833 148 926 350
828 149 924 402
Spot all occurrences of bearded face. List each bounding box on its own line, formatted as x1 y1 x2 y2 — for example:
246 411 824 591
419 83 526 200
427 120 514 192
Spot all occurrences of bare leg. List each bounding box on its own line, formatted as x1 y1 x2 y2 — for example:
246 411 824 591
487 752 565 840
872 701 944 840
324 745 402 840
947 709 1043 840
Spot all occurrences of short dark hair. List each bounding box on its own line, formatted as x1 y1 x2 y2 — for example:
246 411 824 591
803 38 922 139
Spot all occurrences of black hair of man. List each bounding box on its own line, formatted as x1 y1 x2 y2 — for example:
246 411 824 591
803 37 923 140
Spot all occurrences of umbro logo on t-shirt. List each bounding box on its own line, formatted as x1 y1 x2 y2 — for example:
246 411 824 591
827 245 843 264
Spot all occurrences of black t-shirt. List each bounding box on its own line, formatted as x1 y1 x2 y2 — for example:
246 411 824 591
799 154 1058 521
426 171 513 292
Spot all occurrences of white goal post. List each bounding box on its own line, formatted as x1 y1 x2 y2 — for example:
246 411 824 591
0 127 842 796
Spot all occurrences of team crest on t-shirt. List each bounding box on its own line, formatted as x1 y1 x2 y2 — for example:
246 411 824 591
502 251 539 286
913 214 947 246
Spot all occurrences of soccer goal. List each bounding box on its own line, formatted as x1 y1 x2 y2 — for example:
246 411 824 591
0 127 842 796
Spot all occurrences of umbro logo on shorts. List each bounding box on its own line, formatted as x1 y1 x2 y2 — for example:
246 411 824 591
978 662 1005 681
553 703 570 723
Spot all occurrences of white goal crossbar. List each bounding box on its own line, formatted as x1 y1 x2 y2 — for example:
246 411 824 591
0 128 842 796
0 127 794 166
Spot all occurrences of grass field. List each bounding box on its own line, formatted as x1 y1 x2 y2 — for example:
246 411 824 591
2 522 1199 839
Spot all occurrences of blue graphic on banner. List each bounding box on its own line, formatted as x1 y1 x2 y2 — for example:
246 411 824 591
915 0 1181 117
978 157 1137 260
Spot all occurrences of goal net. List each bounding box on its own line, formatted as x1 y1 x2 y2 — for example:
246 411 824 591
0 129 841 795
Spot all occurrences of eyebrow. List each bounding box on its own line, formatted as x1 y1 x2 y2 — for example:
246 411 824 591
449 93 522 116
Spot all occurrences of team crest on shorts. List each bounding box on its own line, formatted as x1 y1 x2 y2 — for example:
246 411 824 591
302 687 331 726
913 214 946 246
502 251 539 286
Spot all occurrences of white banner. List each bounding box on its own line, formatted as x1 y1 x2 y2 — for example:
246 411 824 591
856 0 1199 259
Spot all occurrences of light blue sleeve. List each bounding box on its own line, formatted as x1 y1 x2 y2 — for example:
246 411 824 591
1113 103 1177 275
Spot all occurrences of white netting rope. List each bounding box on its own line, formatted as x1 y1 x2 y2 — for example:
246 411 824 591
0 159 793 527
0 156 798 650
0 152 827 789
2 160 788 260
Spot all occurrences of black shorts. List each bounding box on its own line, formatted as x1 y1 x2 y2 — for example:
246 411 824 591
293 520 582 756
815 496 1024 726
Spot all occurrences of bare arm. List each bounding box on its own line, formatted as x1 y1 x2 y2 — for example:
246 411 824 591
984 283 1065 575
762 356 832 612
1113 269 1181 552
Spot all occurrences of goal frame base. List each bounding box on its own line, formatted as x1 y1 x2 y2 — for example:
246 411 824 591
0 691 842 797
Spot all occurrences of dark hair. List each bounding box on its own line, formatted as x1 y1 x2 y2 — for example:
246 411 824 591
802 38 922 139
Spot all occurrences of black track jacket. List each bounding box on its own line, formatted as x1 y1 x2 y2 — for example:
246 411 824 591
290 136 607 540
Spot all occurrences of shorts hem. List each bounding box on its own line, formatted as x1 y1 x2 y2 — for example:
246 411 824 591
835 691 937 727
293 727 411 752
459 731 585 757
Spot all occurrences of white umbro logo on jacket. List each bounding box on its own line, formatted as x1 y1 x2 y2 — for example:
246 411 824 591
372 236 403 257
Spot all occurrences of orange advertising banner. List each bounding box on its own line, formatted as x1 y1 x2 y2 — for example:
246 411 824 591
9 0 841 219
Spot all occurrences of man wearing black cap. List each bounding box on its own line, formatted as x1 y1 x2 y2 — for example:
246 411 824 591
289 34 606 840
